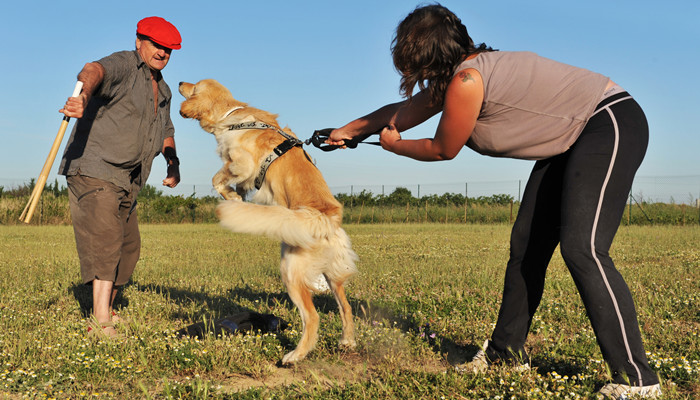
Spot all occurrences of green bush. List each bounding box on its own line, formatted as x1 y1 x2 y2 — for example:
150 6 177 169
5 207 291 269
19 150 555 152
1 183 697 226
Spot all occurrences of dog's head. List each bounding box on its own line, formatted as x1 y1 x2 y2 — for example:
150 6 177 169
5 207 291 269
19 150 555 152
179 79 247 133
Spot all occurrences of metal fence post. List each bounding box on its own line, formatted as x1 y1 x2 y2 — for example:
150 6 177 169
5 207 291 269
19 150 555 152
628 192 632 225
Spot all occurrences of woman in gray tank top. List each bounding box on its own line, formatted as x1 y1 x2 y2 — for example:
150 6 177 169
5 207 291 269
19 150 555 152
329 4 660 399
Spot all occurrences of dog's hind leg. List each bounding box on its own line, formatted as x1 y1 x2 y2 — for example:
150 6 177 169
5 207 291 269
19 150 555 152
281 281 318 364
281 272 319 364
328 277 356 349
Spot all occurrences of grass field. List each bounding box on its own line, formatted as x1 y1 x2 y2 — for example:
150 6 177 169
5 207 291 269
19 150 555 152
0 223 698 399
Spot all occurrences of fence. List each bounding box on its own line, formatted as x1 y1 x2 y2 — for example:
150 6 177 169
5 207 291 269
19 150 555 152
2 175 699 204
2 180 698 226
327 175 700 205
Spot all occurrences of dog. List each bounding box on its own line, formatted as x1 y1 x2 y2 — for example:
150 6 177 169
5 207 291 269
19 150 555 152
178 79 358 364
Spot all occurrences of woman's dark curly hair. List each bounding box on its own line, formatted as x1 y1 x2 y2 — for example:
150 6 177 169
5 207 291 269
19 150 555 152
391 3 495 106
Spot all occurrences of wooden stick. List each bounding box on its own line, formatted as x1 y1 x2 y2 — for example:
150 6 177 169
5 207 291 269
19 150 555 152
20 82 83 224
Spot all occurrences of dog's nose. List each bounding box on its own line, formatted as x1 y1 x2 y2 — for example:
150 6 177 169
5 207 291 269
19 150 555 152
179 82 184 87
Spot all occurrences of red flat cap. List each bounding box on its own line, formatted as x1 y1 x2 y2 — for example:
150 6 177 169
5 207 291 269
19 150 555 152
137 16 182 50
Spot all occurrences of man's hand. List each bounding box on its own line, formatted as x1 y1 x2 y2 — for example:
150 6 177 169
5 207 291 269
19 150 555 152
59 93 88 119
161 138 179 187
163 165 180 188
59 62 104 119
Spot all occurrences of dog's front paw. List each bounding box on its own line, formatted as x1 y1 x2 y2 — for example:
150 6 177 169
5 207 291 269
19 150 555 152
216 189 242 201
213 183 242 201
224 192 243 201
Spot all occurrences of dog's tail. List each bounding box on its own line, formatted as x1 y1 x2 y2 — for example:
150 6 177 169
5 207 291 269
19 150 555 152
216 200 337 248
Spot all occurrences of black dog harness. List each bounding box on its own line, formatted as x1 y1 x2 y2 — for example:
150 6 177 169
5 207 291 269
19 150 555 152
226 121 381 189
227 121 307 190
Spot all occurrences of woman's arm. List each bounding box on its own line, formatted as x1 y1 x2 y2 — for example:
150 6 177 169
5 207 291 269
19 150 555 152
328 89 442 145
381 69 483 161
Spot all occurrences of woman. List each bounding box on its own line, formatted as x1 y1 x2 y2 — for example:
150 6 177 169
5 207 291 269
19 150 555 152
328 4 660 399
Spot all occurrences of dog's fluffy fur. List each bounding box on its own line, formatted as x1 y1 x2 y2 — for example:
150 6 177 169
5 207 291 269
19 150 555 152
178 79 358 364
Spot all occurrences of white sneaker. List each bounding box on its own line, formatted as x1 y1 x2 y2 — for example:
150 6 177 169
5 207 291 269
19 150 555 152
454 340 530 373
455 340 490 373
597 383 661 399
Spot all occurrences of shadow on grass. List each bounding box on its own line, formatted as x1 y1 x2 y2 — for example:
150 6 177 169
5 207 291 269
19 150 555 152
70 280 585 373
105 281 480 366
69 282 131 318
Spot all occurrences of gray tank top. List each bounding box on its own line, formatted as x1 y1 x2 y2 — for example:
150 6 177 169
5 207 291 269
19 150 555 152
454 51 609 160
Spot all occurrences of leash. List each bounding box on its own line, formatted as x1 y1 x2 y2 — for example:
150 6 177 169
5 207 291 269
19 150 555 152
226 122 381 189
227 121 306 189
304 128 381 152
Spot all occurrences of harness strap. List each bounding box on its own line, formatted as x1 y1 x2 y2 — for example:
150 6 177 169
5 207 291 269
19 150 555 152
229 121 301 144
227 121 305 190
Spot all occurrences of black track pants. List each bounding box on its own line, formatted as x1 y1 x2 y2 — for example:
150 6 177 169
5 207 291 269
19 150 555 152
490 92 659 386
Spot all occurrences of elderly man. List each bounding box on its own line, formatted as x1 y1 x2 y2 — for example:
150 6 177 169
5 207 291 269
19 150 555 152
59 16 182 337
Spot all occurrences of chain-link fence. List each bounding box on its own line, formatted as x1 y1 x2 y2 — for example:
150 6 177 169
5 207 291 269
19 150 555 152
2 175 698 225
327 175 700 206
3 175 699 205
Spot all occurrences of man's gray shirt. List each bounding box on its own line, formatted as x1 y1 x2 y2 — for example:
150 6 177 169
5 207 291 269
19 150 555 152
60 50 175 192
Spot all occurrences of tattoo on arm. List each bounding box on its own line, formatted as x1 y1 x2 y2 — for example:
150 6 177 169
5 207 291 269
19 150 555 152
459 71 475 83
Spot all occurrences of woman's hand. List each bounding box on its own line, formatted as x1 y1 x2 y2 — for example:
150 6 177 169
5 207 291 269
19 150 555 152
379 124 401 151
326 128 353 148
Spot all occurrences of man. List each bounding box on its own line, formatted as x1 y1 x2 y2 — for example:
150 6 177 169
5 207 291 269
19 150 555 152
59 16 182 337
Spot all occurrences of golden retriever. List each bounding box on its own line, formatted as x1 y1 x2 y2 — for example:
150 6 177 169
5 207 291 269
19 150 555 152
178 79 358 364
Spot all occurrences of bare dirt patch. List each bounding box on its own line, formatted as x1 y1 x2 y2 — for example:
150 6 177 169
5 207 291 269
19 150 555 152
215 352 448 395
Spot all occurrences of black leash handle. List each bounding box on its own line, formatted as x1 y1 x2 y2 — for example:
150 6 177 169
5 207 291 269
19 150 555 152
304 128 382 152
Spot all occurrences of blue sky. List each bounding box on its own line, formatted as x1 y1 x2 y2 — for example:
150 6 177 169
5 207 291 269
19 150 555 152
1 0 698 199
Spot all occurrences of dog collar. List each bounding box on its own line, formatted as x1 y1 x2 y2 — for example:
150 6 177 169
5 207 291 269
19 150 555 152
221 106 246 120
227 121 307 190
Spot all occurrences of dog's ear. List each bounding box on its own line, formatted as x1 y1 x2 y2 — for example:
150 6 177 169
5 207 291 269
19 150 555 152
205 82 246 123
179 99 201 120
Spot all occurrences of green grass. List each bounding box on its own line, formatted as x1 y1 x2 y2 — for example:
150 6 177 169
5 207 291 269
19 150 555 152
0 224 698 399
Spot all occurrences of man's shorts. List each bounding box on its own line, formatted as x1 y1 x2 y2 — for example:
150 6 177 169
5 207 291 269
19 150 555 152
66 173 140 286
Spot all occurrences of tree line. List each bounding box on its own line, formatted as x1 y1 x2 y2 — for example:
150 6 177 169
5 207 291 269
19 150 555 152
1 181 697 225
